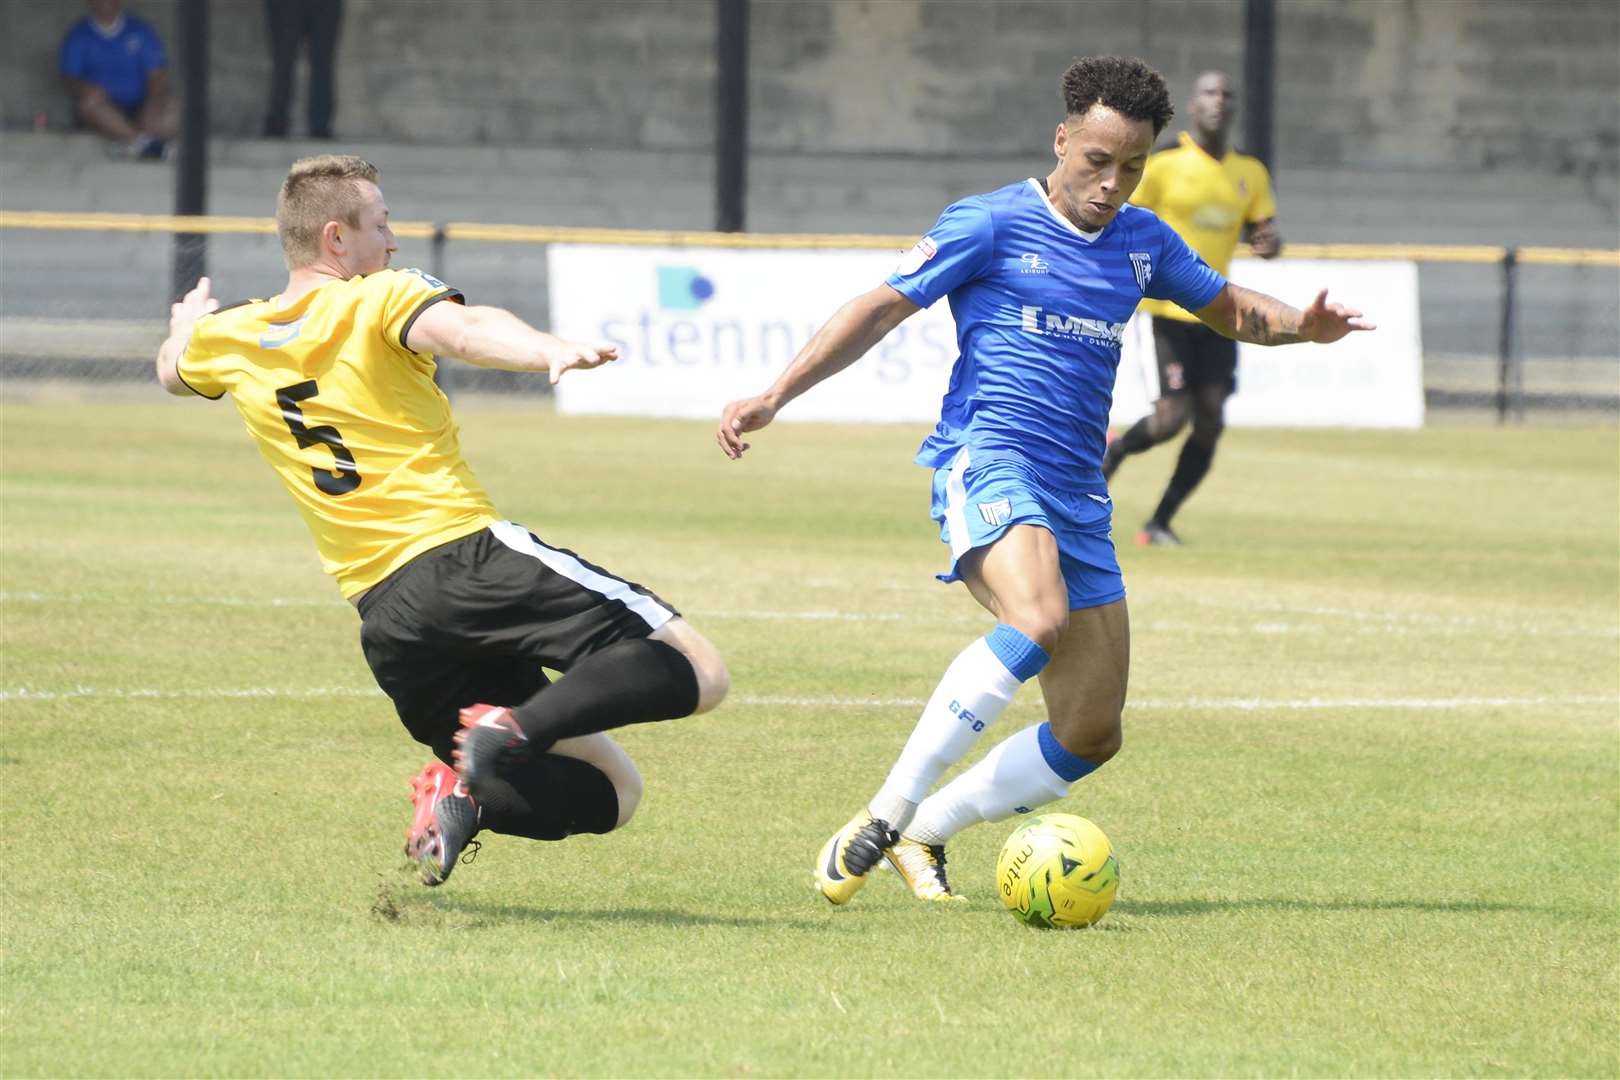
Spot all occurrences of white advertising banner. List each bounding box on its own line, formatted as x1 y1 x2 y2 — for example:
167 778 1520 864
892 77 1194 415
548 245 955 422
548 246 1423 429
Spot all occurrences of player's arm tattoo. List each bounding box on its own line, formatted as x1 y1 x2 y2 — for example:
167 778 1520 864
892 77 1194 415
1198 283 1307 346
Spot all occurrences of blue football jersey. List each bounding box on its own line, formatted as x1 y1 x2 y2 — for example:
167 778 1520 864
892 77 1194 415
887 179 1225 493
59 16 168 111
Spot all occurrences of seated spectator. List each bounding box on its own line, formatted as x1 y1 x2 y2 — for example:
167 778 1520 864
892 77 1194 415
60 0 178 160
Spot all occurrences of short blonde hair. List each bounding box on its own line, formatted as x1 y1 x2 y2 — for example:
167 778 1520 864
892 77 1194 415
275 155 380 267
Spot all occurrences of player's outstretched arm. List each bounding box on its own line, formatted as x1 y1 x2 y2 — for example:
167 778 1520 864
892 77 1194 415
1194 283 1375 347
716 283 919 459
406 301 617 384
155 276 219 396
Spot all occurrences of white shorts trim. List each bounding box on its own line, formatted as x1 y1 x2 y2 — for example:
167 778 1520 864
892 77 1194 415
487 519 675 632
943 447 974 562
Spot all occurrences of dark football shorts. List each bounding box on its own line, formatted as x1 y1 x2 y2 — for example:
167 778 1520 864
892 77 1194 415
1152 316 1239 396
357 520 679 761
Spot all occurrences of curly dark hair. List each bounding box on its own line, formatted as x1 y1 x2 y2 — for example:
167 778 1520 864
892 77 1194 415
1061 56 1174 135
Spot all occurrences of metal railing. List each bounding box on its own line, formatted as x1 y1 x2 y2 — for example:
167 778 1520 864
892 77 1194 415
3 210 1616 422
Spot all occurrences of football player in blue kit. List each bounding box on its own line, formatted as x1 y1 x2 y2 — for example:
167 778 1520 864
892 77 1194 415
716 56 1373 905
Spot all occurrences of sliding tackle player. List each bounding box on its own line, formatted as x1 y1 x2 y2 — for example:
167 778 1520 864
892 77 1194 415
158 155 729 887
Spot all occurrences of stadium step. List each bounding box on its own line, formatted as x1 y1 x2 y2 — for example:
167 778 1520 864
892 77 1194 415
3 130 1611 247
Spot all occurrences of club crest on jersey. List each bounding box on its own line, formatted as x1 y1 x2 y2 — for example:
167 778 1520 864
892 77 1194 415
894 235 938 276
978 498 1013 527
1129 252 1154 292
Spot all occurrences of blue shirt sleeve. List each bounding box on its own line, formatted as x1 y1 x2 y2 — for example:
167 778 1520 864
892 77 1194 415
885 199 995 309
1144 216 1226 312
134 19 168 72
59 23 90 80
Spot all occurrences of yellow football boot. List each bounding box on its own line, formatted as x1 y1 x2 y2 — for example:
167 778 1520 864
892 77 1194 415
813 810 896 905
886 836 968 902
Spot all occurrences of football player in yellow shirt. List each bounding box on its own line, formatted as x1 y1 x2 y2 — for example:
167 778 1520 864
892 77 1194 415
155 155 729 886
1102 71 1282 545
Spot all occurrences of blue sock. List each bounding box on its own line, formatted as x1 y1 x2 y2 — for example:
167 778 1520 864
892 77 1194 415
984 623 1050 682
1037 721 1100 782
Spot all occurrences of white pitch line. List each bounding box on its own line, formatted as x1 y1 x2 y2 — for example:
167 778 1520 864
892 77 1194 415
3 591 920 619
0 590 922 620
1158 694 1620 712
3 591 1615 639
3 686 1613 713
0 590 341 609
0 686 381 702
690 609 910 622
735 694 1619 712
1189 597 1619 640
734 695 928 708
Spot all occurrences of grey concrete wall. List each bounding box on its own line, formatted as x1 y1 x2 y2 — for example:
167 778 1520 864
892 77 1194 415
3 130 1615 388
3 0 1617 177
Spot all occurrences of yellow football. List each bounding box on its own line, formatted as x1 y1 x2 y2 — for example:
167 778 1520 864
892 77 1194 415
995 813 1119 928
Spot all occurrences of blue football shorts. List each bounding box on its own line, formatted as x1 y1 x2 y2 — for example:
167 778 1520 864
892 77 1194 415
929 449 1126 611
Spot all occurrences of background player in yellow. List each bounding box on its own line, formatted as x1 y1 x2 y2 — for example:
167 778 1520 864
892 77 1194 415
155 155 730 886
1102 70 1281 545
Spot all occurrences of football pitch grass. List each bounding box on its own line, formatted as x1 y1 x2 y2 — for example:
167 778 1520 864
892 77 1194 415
2 398 1616 1078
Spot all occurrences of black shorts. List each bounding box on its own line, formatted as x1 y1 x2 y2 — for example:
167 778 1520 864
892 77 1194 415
1153 317 1238 396
357 521 679 759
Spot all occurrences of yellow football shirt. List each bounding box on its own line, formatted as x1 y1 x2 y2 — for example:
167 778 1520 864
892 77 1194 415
1131 131 1277 322
177 267 499 598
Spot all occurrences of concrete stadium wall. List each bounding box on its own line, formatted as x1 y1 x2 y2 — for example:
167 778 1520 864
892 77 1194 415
2 0 1616 177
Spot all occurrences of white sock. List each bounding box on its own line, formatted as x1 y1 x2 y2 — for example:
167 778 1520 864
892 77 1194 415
905 723 1074 844
867 637 1024 833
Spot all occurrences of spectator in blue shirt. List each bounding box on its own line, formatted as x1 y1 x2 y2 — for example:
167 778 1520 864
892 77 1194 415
59 0 177 159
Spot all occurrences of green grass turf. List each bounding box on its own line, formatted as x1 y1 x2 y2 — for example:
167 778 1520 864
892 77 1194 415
2 398 1616 1078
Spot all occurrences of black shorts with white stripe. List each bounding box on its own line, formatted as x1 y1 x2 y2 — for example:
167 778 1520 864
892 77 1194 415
357 521 680 753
